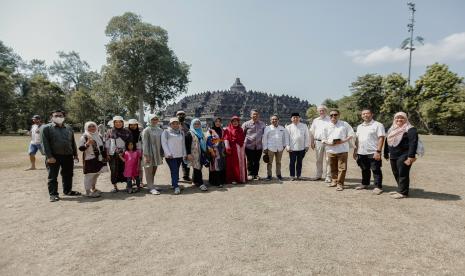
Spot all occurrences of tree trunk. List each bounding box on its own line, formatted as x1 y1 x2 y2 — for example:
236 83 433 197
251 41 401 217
138 93 145 127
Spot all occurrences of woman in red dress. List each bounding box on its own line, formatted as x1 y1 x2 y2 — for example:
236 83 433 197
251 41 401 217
223 116 247 184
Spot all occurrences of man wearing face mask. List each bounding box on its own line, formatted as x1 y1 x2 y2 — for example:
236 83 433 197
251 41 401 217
41 110 80 202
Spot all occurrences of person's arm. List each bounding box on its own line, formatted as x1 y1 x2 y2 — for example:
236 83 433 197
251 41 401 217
283 127 290 150
309 120 316 149
303 124 310 151
344 123 355 143
119 151 126 162
405 127 418 165
383 134 389 160
78 135 88 152
161 131 172 158
373 136 384 161
353 135 359 160
185 132 193 155
262 127 269 151
70 128 78 159
182 133 187 158
141 129 150 157
40 125 54 161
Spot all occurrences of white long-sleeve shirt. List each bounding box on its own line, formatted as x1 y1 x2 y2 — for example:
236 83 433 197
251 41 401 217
310 116 330 141
286 123 310 151
322 120 354 154
262 125 289 152
161 129 186 158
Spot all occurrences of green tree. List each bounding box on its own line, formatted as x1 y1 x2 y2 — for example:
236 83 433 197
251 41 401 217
349 74 384 115
27 76 66 120
105 12 190 124
379 73 408 125
67 89 99 130
49 51 91 91
415 63 464 134
0 71 17 132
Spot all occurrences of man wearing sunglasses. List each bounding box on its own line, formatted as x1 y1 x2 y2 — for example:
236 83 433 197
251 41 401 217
322 110 354 191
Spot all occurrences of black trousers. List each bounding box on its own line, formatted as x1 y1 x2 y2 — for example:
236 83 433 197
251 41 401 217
390 155 412 196
357 154 382 188
209 170 225 186
289 150 306 177
46 154 74 196
182 162 190 179
245 148 262 177
193 168 204 186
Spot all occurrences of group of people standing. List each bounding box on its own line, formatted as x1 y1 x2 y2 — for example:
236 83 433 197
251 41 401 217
30 105 419 202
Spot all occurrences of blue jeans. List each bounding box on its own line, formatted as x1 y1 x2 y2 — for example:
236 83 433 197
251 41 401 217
289 150 306 177
166 157 183 188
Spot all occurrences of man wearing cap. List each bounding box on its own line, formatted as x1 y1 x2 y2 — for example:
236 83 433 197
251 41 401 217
286 113 310 180
25 115 44 171
176 110 191 181
309 105 331 182
242 109 266 180
262 115 289 181
41 110 80 202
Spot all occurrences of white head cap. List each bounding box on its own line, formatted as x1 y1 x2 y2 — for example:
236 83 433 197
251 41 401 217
128 119 138 125
112 115 124 122
169 117 179 124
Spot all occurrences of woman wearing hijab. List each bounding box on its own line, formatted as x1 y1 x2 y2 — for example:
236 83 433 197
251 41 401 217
79 121 107 197
161 117 187 195
106 116 133 192
142 114 164 195
207 118 226 187
384 112 418 199
223 116 247 184
185 118 208 191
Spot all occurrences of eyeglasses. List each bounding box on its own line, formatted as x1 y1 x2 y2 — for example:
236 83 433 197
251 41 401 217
329 114 339 117
52 114 64 118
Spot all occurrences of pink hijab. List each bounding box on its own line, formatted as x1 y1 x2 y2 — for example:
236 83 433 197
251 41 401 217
387 112 413 147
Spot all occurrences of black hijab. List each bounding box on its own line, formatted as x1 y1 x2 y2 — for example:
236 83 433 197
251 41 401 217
211 117 223 138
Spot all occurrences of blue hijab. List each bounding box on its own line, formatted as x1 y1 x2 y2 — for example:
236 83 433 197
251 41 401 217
190 118 206 151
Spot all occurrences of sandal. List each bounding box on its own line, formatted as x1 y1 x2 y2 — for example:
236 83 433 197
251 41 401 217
110 188 119 193
336 185 344 191
65 191 81 196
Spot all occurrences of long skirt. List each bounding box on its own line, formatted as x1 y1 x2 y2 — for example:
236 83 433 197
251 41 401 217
109 155 126 184
225 144 247 183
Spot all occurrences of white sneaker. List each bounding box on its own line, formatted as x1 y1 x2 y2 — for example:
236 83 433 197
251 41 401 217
199 184 208 191
150 189 160 195
373 188 383 195
324 177 332 183
174 187 181 195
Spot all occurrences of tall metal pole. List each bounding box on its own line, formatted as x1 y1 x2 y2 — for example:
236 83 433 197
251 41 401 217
407 2 416 86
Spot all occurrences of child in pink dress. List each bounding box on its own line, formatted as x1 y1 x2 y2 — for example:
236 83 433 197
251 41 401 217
119 141 141 193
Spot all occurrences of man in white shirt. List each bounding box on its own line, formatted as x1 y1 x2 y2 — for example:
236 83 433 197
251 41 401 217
322 110 354 191
262 115 289 181
353 109 386 195
26 115 44 171
309 105 331 182
286 113 309 180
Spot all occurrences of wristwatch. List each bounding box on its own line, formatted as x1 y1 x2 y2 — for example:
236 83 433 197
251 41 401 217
376 150 381 153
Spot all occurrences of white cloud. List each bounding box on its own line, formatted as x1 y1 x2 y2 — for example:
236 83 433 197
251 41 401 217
345 32 465 66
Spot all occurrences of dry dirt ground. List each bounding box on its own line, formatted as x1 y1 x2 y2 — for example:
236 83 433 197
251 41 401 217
0 134 464 275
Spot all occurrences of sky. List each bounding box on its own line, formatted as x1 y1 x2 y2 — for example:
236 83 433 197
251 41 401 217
1 0 464 105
